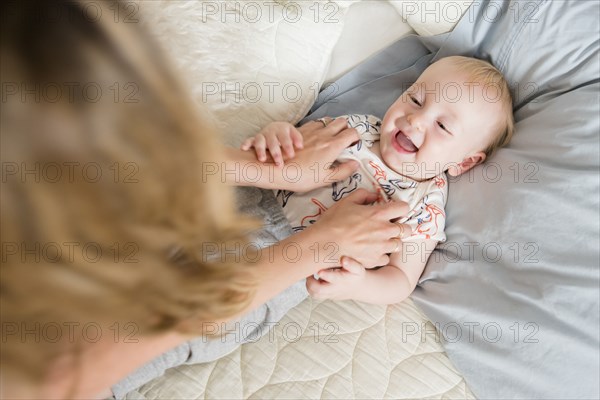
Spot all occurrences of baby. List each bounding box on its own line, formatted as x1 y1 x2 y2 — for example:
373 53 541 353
241 56 514 304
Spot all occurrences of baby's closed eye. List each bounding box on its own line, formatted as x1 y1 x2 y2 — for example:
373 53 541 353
437 121 453 135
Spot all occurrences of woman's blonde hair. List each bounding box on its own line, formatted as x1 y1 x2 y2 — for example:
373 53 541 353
441 55 515 157
1 0 258 385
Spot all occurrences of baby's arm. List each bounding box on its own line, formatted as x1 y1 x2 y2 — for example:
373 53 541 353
309 239 438 304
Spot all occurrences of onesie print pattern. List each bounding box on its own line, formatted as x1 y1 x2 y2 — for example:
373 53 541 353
275 114 447 242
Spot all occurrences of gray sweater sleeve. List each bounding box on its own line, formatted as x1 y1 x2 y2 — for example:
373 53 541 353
111 187 307 399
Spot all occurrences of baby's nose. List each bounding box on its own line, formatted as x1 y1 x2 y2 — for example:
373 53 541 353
407 114 424 132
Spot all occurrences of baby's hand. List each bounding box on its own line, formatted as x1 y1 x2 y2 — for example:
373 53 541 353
306 257 366 301
241 122 304 167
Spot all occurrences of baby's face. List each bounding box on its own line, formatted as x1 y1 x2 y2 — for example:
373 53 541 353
379 58 503 181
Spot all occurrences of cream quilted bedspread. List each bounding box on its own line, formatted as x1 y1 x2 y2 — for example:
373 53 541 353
125 297 474 399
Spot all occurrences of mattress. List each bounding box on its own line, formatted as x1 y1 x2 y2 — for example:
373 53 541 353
124 297 474 399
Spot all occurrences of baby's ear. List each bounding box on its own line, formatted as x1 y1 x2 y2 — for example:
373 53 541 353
447 152 486 177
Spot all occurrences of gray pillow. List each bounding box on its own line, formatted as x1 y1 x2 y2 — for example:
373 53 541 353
302 0 599 398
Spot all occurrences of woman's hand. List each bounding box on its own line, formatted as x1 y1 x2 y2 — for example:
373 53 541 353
288 117 360 192
303 189 409 269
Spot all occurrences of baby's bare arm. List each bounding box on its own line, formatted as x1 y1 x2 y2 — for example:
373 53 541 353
352 239 438 304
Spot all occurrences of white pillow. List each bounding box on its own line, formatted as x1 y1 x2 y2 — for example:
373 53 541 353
135 0 351 145
325 1 414 83
389 0 473 36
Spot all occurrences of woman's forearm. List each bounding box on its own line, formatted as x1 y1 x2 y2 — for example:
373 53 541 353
219 147 287 189
244 227 339 312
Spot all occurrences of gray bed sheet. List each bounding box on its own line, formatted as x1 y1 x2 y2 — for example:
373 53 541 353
302 0 599 398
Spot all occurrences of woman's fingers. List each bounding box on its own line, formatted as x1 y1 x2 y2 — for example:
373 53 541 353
383 224 412 253
386 237 403 253
325 117 349 134
290 128 304 149
397 223 411 240
333 126 360 147
345 188 380 205
382 223 412 253
310 192 411 268
298 116 347 136
297 119 322 134
373 201 410 223
327 160 360 183
376 254 391 267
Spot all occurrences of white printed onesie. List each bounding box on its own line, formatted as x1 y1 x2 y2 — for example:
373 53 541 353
275 114 448 242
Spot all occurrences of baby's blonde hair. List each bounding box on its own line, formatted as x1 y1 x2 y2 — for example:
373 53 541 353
440 56 515 157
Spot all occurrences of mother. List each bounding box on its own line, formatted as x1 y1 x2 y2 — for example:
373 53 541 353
0 1 407 398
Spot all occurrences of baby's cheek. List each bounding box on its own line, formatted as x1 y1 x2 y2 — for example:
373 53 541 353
417 146 449 175
381 148 404 173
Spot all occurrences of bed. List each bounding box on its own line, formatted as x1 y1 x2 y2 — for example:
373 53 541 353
116 1 599 399
122 298 473 399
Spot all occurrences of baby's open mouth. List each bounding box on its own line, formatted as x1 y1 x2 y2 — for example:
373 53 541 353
393 130 418 153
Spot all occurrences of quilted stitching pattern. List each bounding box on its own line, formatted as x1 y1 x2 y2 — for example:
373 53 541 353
126 298 474 399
